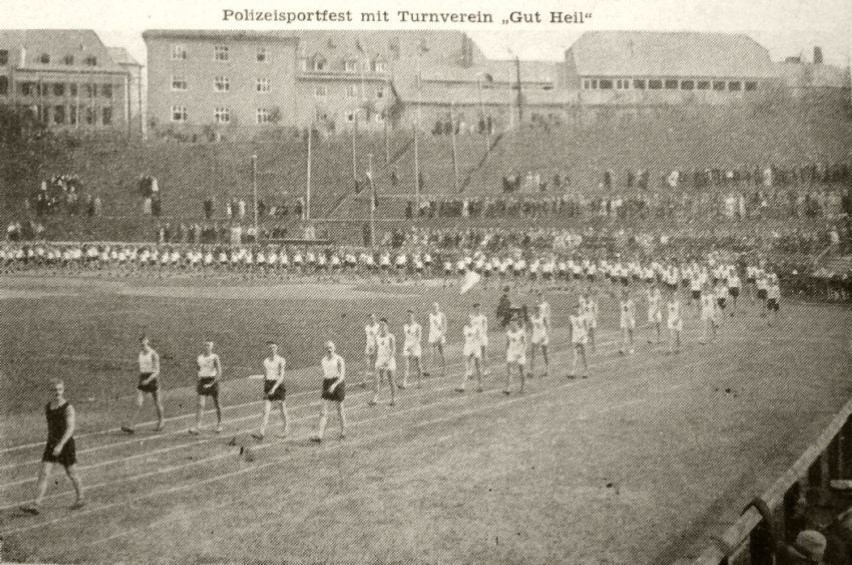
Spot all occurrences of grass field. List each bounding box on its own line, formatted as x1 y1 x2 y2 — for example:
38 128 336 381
0 275 850 563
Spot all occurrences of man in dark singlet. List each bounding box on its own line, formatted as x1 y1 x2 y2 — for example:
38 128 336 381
21 380 85 514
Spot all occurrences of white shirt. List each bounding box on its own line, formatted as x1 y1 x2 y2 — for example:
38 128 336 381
376 333 395 362
403 322 421 346
322 353 345 380
138 350 157 373
506 328 526 355
197 353 220 378
263 354 285 381
365 323 380 347
429 312 447 337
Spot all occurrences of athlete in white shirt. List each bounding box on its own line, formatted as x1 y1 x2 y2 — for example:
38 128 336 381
471 303 490 376
503 318 527 395
427 302 448 377
401 310 423 389
646 282 663 345
619 290 636 355
699 286 719 344
121 335 165 434
363 313 380 382
568 303 589 379
457 313 483 393
766 277 781 327
370 319 397 406
529 303 550 378
252 342 289 440
583 289 599 353
666 294 683 354
189 340 223 435
311 341 347 442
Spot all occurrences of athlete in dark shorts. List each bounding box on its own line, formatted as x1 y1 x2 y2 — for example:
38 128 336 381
189 340 223 435
21 380 85 514
122 335 165 434
252 341 289 440
312 342 347 442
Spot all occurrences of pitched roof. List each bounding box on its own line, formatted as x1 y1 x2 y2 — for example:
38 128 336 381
567 31 777 79
0 29 126 73
107 46 141 67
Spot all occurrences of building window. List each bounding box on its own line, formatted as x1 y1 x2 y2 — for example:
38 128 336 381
171 76 188 91
54 105 65 124
728 81 742 91
713 81 725 91
171 44 188 60
256 47 268 63
346 84 357 98
313 58 326 71
0 76 8 96
346 112 355 122
376 86 385 99
680 80 694 90
745 81 758 91
697 80 710 90
62 55 74 66
69 83 77 97
0 50 7 66
53 83 65 97
69 106 77 125
256 78 270 93
85 84 98 98
591 79 598 89
85 107 95 125
314 85 327 97
633 79 646 89
214 76 230 92
344 60 357 72
102 84 112 98
256 108 272 124
102 107 112 125
582 79 590 89
171 106 188 122
19 82 32 96
648 79 663 90
40 53 50 64
214 46 229 62
214 107 230 123
664 79 678 90
599 79 613 90
84 56 97 67
39 83 49 96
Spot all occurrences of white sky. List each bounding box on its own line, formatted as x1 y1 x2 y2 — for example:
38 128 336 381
1 0 849 66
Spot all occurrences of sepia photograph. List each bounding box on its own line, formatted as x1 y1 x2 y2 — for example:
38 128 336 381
0 0 850 562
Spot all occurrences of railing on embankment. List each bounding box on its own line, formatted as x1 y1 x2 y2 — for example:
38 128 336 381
679 399 852 564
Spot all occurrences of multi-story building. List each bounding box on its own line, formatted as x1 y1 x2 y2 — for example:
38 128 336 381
143 30 495 138
0 29 134 132
107 47 144 135
563 31 780 105
143 30 300 140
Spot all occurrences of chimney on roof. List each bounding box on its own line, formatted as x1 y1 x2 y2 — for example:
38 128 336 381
813 46 823 64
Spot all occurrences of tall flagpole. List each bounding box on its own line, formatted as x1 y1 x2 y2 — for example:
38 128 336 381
306 119 312 222
251 154 258 232
450 101 460 193
413 123 420 210
351 110 358 180
477 75 489 153
368 152 376 249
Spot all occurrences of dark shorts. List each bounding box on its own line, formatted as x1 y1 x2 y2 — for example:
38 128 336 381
729 287 740 298
717 298 726 309
263 380 286 402
197 377 220 397
43 437 76 467
747 277 756 285
691 290 701 300
757 289 767 300
712 277 719 286
767 298 779 311
621 277 629 287
137 373 160 394
588 274 595 282
321 378 345 402
483 270 491 277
